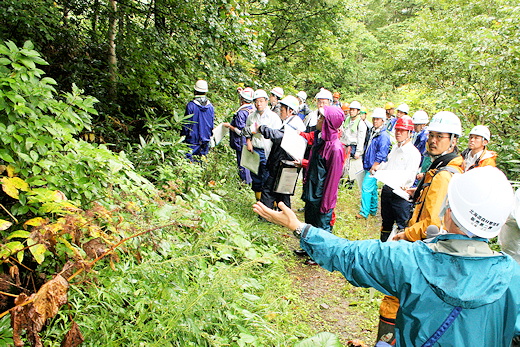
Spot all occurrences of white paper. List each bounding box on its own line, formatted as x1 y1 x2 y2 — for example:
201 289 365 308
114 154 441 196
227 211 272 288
373 170 416 191
281 126 307 161
348 158 365 190
212 123 229 145
240 145 260 175
274 167 300 194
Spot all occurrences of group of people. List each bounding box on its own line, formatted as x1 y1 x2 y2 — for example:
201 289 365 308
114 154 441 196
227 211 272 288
181 80 519 346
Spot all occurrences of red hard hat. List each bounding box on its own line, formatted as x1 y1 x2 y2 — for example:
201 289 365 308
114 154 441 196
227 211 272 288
395 116 414 131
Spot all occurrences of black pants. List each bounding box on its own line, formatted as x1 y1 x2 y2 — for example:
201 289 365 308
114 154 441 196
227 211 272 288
260 175 291 210
381 185 412 233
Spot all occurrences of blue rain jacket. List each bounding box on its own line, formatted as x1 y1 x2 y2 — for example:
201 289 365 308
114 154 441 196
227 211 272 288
300 228 520 346
414 128 429 157
362 129 390 170
230 104 254 150
181 97 215 145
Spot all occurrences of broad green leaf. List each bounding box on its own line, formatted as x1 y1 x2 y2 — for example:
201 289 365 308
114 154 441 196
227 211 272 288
28 239 46 264
5 241 24 254
19 57 36 70
294 332 342 347
0 150 14 163
7 230 31 239
24 217 46 228
1 177 29 199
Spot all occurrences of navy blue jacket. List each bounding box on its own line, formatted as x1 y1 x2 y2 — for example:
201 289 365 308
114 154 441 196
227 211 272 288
181 97 215 145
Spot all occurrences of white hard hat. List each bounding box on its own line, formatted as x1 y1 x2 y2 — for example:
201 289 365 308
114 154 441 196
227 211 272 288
397 103 410 114
253 89 269 100
412 110 429 125
349 100 362 110
448 166 514 238
371 107 386 119
240 87 254 102
315 88 333 101
428 111 462 136
279 95 300 112
297 91 307 101
469 125 490 142
270 87 284 98
194 79 208 93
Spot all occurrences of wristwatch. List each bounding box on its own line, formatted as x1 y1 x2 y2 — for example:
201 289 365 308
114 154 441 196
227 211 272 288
293 223 307 239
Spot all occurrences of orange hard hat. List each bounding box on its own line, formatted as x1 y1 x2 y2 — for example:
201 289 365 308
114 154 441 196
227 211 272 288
341 103 350 111
333 92 341 98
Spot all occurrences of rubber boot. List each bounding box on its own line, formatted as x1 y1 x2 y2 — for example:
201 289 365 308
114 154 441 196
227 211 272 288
255 192 262 201
380 231 391 242
376 317 396 346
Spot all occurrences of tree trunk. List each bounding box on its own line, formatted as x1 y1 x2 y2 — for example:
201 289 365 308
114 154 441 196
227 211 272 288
108 0 118 100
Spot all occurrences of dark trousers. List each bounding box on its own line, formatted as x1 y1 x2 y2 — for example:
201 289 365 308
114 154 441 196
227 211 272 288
381 185 412 235
234 147 252 184
250 148 268 193
304 201 333 232
186 142 210 161
260 175 291 209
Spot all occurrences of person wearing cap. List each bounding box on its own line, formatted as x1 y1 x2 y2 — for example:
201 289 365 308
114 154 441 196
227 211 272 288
253 166 520 347
377 116 421 241
411 110 430 183
292 105 346 263
298 106 346 231
461 125 497 172
332 92 342 108
356 108 391 219
301 88 334 184
222 87 255 184
242 89 283 201
269 87 284 117
296 91 311 121
379 111 464 343
250 95 305 210
386 103 410 147
303 88 333 133
180 79 215 161
384 102 396 131
339 100 368 189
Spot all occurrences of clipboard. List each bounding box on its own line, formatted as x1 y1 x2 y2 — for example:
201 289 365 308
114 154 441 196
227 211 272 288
281 126 307 160
240 145 260 175
212 123 229 145
273 160 301 195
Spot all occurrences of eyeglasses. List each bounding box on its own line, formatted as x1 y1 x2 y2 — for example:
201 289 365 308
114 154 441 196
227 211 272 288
428 133 451 140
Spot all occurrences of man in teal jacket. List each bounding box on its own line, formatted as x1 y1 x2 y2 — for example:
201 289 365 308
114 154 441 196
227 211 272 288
253 166 520 346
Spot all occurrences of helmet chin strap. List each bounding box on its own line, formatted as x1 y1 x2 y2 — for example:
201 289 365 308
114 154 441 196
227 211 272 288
397 133 412 146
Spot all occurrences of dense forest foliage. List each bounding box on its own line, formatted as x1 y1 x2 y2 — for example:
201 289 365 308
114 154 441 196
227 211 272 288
0 0 518 345
1 0 519 180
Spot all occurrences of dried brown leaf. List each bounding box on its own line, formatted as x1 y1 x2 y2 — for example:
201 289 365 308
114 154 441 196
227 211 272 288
9 266 20 286
82 238 107 259
11 275 69 347
60 320 84 347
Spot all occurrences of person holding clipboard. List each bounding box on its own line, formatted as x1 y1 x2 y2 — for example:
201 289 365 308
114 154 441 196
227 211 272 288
245 95 305 209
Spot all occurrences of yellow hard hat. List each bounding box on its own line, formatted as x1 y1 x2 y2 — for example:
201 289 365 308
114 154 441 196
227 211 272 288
384 102 395 110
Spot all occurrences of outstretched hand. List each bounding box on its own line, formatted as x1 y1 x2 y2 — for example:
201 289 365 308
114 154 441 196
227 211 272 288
252 201 301 231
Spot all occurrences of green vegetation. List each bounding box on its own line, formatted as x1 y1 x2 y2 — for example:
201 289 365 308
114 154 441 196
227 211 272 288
0 0 518 345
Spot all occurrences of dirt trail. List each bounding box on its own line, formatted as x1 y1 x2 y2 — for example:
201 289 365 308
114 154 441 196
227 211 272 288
285 184 383 346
